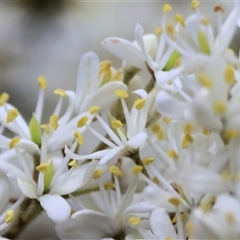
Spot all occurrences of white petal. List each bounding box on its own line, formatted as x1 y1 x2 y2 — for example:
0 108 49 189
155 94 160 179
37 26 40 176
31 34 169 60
17 178 38 199
102 37 145 69
39 194 71 223
126 132 147 149
150 208 177 239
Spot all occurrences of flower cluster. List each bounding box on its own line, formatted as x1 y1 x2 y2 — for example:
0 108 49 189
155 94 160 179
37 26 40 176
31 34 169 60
1 1 240 239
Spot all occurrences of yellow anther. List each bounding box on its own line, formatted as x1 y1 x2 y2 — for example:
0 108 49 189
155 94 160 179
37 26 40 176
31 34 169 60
163 117 172 123
54 88 67 97
222 129 238 144
128 216 141 226
134 98 146 110
165 22 176 40
155 27 163 36
38 76 47 90
41 124 51 134
5 210 14 224
162 4 172 13
224 65 235 85
200 18 211 26
213 100 227 115
77 116 88 128
151 123 164 140
167 149 179 160
49 114 59 130
132 165 143 174
191 0 200 9
202 128 211 135
182 134 194 149
197 73 213 88
184 124 192 134
153 177 160 184
0 92 9 106
73 131 84 146
168 197 181 206
174 15 185 27
172 213 186 224
88 106 100 114
93 169 103 179
6 109 19 123
165 238 173 240
185 220 194 236
225 212 235 224
104 182 115 190
142 157 154 166
68 159 78 168
99 60 111 75
112 71 123 81
36 163 48 173
9 137 20 149
214 5 225 13
114 89 129 98
111 120 123 129
109 165 123 176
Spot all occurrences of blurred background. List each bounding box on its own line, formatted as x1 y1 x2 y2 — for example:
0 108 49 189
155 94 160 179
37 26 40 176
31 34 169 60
0 0 238 239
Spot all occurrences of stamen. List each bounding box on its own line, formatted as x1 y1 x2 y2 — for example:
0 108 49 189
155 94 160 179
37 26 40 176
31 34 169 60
114 89 129 98
54 88 67 97
197 73 213 88
36 163 48 173
202 128 211 135
49 114 59 130
6 109 19 123
112 71 123 81
163 117 172 123
155 27 163 36
168 197 181 206
38 76 47 90
213 100 227 115
68 159 78 168
9 137 20 149
182 134 193 149
111 120 123 129
89 106 100 114
134 98 146 110
73 131 84 146
99 60 111 75
214 5 225 13
153 177 160 184
0 92 9 106
93 169 103 179
142 157 154 166
167 149 179 160
151 123 164 140
41 124 51 134
162 4 172 13
174 15 185 27
5 210 14 224
109 165 123 176
104 182 115 190
77 116 88 128
184 124 192 134
191 0 200 9
132 165 143 174
222 129 238 143
128 216 141 226
224 65 235 85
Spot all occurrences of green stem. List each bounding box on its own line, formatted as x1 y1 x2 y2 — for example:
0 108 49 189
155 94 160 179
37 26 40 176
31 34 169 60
3 198 42 239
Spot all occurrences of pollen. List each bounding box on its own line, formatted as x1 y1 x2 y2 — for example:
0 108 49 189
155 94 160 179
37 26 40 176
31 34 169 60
7 109 19 123
224 65 235 85
168 197 181 206
134 98 146 110
114 89 129 98
38 76 47 90
174 14 185 27
213 100 227 115
68 159 78 168
9 137 20 149
142 157 154 166
77 116 88 128
49 114 59 130
167 149 179 160
163 117 172 123
93 169 103 179
111 120 123 129
128 216 141 226
155 27 163 36
162 4 172 13
5 210 14 224
89 106 100 114
36 163 48 173
74 131 84 146
191 0 200 9
104 182 115 190
54 88 67 97
109 165 123 176
132 165 143 174
0 92 9 106
197 73 213 88
41 124 51 134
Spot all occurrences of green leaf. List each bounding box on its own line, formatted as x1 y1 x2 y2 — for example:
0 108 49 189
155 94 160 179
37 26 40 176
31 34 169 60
197 30 210 55
29 113 42 147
